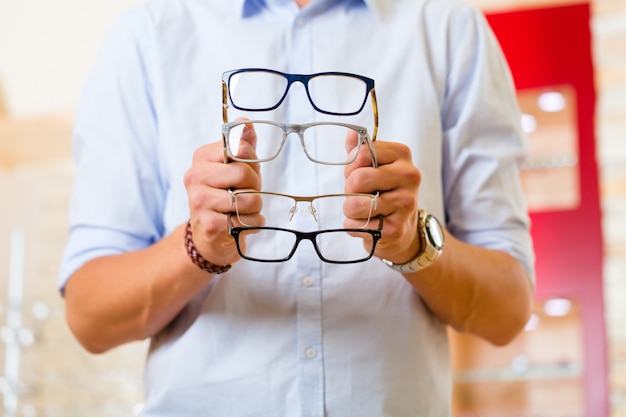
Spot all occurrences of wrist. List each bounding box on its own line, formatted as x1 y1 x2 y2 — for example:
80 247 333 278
380 209 444 273
184 221 232 274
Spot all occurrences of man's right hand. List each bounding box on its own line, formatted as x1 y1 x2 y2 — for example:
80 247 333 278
183 121 262 267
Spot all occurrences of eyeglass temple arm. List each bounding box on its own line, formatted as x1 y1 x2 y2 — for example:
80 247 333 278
367 88 379 168
370 88 378 143
221 82 231 164
366 135 379 168
221 133 230 164
222 81 229 124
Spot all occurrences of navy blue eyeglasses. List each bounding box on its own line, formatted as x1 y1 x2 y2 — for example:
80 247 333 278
222 68 376 115
221 68 379 142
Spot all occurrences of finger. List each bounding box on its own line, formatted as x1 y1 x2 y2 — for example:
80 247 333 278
342 217 379 252
344 129 374 179
227 119 262 175
232 212 266 228
186 155 262 191
185 145 262 216
344 128 359 158
369 141 411 167
236 121 258 159
190 211 242 265
192 140 230 164
230 190 263 215
346 141 420 193
342 193 379 223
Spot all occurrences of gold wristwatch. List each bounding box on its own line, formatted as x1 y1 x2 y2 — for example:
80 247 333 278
381 209 444 273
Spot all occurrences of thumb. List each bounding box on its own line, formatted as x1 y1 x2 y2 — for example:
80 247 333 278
344 128 360 163
235 120 258 160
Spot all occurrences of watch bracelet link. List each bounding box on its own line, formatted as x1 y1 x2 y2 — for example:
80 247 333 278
380 209 443 273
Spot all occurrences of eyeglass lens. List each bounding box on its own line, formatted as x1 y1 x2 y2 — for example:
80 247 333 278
227 70 370 115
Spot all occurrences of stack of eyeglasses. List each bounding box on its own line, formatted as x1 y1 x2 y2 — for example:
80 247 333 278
221 68 381 264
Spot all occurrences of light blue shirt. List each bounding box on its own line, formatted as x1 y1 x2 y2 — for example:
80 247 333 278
59 0 534 415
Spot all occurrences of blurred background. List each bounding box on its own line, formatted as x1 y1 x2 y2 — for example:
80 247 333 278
0 0 625 416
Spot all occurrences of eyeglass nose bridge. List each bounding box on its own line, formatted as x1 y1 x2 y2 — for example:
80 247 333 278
292 228 379 264
257 74 313 114
288 204 298 222
286 201 319 223
284 74 321 113
288 230 327 263
281 124 317 161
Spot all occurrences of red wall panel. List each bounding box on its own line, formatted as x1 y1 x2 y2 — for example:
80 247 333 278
486 4 607 415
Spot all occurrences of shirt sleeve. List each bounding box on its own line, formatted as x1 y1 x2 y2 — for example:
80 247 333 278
58 7 166 293
441 5 536 283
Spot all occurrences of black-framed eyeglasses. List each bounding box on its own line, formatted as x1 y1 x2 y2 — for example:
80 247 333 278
222 68 379 141
222 120 378 166
227 213 383 264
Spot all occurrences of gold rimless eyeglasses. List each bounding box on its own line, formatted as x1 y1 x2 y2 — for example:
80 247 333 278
229 189 380 229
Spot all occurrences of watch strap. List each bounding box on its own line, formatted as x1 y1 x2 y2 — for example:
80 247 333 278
380 209 443 273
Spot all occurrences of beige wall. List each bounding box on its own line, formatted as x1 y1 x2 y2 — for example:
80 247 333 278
0 0 144 117
1 0 625 416
592 1 626 416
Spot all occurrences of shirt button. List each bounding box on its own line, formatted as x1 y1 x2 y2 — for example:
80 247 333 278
305 348 317 359
302 276 314 287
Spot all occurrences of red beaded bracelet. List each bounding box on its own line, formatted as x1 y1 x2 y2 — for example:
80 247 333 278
184 221 232 274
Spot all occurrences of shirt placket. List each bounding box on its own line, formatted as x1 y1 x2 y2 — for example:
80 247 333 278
285 9 326 417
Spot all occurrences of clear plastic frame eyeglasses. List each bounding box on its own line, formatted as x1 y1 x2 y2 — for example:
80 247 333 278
221 68 379 142
222 120 378 166
227 213 383 264
229 190 379 229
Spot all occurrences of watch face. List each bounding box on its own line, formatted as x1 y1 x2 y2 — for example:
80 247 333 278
425 215 444 249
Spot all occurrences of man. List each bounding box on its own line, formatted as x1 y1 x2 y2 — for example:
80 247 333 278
59 0 534 415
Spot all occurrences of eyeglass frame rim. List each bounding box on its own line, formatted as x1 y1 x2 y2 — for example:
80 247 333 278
229 189 380 226
221 68 379 143
221 119 378 167
222 68 373 115
229 189 380 205
227 212 384 264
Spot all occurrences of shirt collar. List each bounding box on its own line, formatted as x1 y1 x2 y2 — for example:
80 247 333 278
362 0 388 18
233 0 388 19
